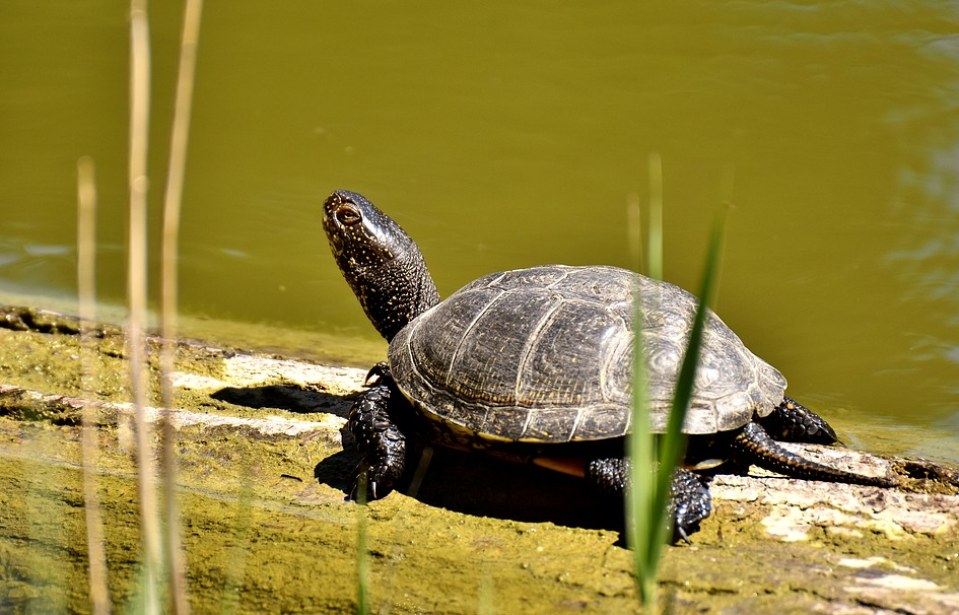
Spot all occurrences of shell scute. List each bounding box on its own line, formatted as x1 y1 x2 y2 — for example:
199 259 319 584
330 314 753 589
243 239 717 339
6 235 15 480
388 265 787 444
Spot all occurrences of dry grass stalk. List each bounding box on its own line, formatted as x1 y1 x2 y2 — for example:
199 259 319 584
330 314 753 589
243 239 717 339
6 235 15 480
159 1 205 612
78 156 111 615
128 1 162 611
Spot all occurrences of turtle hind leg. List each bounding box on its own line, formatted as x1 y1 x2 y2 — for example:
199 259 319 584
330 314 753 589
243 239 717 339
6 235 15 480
669 468 712 542
757 396 838 444
584 458 711 542
731 422 895 488
347 367 408 500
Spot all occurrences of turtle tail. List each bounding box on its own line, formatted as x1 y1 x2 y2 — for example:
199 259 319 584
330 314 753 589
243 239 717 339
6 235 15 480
731 422 896 488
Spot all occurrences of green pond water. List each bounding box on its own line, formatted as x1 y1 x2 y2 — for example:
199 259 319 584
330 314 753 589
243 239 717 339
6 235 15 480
1 1 957 462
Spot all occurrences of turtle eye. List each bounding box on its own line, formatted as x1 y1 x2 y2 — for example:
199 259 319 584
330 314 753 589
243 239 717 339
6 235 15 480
335 203 362 226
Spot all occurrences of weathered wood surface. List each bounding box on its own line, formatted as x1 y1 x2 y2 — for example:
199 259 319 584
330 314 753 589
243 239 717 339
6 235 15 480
0 305 956 614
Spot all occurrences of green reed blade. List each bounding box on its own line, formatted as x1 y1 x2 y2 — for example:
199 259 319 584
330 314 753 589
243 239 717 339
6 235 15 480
650 212 727 571
627 296 655 604
629 198 728 607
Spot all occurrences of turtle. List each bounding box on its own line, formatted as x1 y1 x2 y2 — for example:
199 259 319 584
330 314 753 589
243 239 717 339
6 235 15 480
322 189 895 539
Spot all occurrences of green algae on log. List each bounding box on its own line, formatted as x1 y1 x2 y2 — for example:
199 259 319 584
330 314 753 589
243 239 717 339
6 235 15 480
0 304 957 614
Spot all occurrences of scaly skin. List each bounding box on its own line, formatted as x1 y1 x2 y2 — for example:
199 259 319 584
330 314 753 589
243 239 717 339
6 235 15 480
323 191 439 342
758 396 838 444
585 458 712 542
347 365 408 500
730 421 895 488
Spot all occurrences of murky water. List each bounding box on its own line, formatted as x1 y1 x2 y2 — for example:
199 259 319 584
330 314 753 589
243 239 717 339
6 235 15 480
1 1 957 460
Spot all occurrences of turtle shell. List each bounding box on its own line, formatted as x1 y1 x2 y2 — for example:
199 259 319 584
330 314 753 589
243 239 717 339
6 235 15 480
388 265 787 444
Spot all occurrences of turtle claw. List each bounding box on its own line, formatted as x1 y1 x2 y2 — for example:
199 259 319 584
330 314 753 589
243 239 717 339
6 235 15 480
347 455 403 501
347 468 384 503
365 362 390 385
365 477 383 501
346 478 360 502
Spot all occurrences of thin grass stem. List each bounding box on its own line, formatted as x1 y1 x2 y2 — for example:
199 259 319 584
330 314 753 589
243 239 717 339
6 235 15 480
78 156 111 615
628 156 729 607
649 213 728 582
627 304 656 606
129 1 162 611
356 475 370 615
646 153 663 281
626 155 662 607
627 158 658 607
626 192 643 274
159 1 204 612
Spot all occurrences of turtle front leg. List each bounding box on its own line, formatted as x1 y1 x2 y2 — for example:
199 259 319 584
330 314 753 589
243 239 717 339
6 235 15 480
757 396 838 444
585 458 712 542
347 364 408 500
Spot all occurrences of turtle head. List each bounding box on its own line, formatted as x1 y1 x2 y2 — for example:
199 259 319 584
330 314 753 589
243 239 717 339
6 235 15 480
323 190 440 341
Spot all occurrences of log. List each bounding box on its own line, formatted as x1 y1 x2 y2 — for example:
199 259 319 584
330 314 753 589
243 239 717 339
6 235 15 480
0 304 956 613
